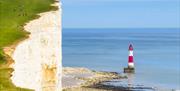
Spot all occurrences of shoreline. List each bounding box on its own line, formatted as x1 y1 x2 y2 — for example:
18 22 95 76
62 67 127 90
62 67 179 91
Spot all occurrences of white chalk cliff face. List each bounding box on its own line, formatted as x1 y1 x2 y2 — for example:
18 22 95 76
11 2 62 91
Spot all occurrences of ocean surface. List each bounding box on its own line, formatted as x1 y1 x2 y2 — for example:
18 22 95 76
62 28 180 90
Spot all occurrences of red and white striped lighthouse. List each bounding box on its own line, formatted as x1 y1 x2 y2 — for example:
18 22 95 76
128 44 134 68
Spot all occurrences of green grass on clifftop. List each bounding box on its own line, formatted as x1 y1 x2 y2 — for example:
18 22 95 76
0 0 57 90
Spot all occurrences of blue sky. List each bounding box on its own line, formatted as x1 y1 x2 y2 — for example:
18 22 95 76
62 0 180 28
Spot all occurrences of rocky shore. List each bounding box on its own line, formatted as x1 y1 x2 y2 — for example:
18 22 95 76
62 67 127 91
62 67 164 91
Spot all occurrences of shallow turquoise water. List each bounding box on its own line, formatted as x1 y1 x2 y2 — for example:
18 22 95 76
62 28 180 90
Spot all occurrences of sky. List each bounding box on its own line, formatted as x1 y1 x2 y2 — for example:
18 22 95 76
62 0 180 28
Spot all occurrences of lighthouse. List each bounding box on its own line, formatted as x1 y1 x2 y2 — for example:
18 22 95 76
124 44 135 73
128 44 134 68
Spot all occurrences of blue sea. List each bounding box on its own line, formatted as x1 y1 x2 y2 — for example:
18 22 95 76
62 28 180 90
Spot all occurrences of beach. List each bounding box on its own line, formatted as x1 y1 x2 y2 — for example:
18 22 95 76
62 67 126 91
62 67 158 91
8 1 62 91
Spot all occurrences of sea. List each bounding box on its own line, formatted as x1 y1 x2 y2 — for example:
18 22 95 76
62 28 180 90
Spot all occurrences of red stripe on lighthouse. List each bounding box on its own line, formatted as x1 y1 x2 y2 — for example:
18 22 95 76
128 56 133 63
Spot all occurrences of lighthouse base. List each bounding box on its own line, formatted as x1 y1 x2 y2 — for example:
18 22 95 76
124 67 135 73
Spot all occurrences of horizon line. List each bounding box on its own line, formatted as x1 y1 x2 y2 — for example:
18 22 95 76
62 27 180 29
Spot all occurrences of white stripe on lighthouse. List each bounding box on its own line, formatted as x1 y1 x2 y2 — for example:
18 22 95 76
128 63 134 68
129 51 133 56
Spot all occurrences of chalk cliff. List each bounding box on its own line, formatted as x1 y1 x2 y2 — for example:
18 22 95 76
11 1 62 91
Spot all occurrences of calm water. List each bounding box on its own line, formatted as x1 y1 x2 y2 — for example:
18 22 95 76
62 28 180 90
